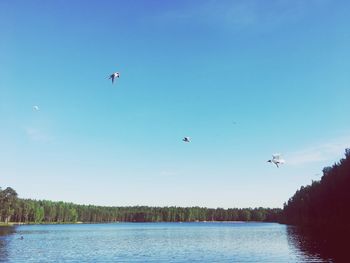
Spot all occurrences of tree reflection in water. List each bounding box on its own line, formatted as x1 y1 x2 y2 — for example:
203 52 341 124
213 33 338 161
0 226 16 262
287 225 349 262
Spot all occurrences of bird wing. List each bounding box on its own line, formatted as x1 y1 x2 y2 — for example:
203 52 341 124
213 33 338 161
272 153 281 160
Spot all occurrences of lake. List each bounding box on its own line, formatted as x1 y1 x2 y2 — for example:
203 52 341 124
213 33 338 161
0 222 344 262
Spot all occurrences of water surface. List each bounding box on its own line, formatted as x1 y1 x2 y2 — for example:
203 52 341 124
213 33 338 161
0 222 341 262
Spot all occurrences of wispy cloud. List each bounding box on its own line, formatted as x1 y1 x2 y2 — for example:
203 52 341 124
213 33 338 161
24 127 54 143
157 0 330 31
287 136 350 166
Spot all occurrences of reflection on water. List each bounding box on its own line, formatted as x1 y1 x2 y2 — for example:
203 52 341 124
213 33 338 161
0 223 347 262
0 226 17 262
287 225 348 262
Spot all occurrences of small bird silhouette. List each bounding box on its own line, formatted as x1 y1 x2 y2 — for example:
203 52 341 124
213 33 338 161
109 72 120 84
183 137 190 143
267 154 285 168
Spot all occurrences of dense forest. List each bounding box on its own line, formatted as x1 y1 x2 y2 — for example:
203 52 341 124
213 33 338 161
282 149 350 229
0 188 280 224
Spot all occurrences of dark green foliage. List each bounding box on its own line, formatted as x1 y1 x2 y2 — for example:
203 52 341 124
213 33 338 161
0 187 18 223
0 188 281 223
282 149 350 228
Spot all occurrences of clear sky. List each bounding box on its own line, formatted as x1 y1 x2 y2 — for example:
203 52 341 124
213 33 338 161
1 0 350 208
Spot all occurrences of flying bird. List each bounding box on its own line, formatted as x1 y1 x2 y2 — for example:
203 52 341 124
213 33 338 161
267 153 285 168
33 105 39 111
109 72 120 84
183 137 190 143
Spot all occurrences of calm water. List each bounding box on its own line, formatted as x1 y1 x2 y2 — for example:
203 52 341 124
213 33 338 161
0 222 344 262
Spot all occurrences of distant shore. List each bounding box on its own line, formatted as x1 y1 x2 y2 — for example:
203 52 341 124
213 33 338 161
0 220 266 227
0 221 84 226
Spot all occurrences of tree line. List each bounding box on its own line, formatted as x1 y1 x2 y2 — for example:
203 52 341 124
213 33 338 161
4 149 348 226
0 189 281 224
282 148 350 229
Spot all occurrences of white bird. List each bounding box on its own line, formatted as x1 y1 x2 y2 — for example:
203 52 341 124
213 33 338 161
109 72 120 84
267 153 285 168
33 105 39 111
183 137 190 143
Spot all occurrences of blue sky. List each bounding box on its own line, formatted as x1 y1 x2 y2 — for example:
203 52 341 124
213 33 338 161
1 0 350 208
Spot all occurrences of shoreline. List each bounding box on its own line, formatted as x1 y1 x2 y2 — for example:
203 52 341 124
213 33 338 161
0 220 276 227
